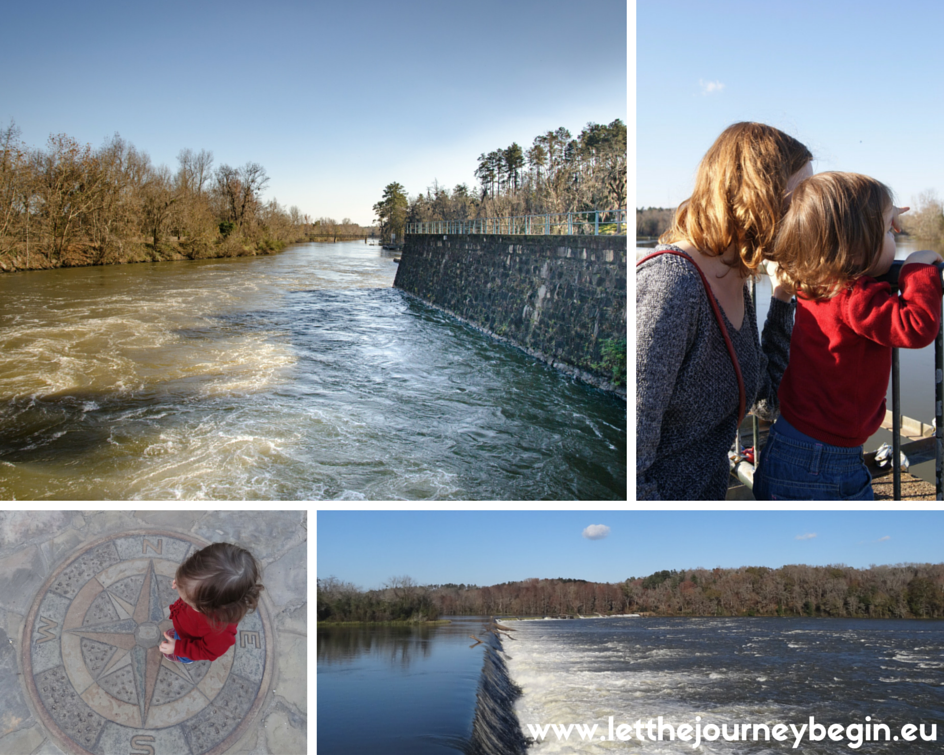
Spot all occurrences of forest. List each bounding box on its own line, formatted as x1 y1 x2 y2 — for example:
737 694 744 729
318 563 944 623
901 190 944 246
0 122 372 272
374 119 627 244
638 192 944 246
636 206 675 239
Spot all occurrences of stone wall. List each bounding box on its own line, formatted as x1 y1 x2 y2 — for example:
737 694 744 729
394 234 626 395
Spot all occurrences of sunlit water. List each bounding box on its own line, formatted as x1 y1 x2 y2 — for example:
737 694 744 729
507 617 944 754
0 242 626 500
317 617 489 755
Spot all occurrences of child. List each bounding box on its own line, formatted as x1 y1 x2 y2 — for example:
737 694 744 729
754 172 943 500
159 542 264 663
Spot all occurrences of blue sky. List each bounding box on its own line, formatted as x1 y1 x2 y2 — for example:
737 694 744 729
317 510 944 589
0 0 626 225
637 1 944 210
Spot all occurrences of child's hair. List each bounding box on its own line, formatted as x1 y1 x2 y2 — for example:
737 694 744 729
176 542 264 628
661 121 813 277
769 171 893 300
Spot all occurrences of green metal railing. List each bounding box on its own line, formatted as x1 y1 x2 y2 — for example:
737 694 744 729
406 209 626 236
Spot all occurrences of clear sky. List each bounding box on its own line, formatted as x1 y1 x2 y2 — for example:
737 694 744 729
0 0 626 226
636 0 944 210
317 510 944 589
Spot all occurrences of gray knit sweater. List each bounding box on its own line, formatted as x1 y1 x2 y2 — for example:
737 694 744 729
636 245 795 500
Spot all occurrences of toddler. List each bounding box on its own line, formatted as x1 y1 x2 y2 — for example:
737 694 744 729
754 172 943 500
159 541 264 663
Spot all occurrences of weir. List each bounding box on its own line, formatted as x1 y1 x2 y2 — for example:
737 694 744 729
466 627 528 755
394 229 627 396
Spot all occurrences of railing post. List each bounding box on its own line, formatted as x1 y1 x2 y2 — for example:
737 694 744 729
893 346 901 500
751 277 759 470
595 211 599 236
937 264 944 499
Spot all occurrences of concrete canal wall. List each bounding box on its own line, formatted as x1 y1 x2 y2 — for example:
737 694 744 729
394 234 626 395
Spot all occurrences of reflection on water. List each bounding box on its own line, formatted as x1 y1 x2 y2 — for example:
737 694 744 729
318 624 441 668
318 617 488 755
0 243 626 500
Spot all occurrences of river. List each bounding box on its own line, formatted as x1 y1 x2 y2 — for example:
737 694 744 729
507 616 944 753
0 242 626 500
317 617 489 755
318 616 944 754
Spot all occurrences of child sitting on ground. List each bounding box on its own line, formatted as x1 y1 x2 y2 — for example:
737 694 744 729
159 542 264 663
754 171 943 500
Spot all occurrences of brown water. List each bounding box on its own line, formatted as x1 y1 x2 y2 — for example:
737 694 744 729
0 242 626 500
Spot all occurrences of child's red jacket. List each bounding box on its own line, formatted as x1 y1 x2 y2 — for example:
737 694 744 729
169 598 238 661
779 262 942 447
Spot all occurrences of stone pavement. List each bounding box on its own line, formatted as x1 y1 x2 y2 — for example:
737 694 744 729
0 510 307 755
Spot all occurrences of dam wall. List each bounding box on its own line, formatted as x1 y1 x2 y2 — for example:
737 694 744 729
393 234 626 395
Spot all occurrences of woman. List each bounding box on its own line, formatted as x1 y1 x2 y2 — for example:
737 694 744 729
636 122 813 500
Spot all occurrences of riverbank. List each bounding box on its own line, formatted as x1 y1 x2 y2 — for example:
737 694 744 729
317 620 452 626
0 236 293 274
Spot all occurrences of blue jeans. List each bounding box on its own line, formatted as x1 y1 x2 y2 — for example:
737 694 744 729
753 420 874 501
170 630 194 664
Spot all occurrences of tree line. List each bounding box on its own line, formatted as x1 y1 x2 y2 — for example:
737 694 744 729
374 119 627 244
636 206 675 239
317 576 441 623
0 122 373 272
900 191 944 247
638 192 944 246
319 563 944 622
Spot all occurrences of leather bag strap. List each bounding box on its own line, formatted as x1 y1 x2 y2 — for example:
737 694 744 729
638 250 746 425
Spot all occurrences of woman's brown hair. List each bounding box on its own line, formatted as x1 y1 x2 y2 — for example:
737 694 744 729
768 172 893 300
176 542 264 629
660 122 813 276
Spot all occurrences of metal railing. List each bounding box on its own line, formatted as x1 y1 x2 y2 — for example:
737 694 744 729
406 209 626 236
732 260 944 500
881 260 944 500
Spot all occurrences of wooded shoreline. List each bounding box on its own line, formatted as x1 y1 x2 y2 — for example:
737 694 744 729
0 124 375 274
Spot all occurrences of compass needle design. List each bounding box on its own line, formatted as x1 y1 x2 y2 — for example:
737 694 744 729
24 532 273 755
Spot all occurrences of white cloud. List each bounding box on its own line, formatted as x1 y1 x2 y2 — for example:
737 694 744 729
583 524 611 540
858 535 892 545
796 533 817 541
699 79 725 95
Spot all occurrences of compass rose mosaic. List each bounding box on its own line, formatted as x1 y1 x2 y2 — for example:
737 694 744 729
23 531 273 755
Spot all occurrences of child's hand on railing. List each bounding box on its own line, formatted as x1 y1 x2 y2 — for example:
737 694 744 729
904 250 944 267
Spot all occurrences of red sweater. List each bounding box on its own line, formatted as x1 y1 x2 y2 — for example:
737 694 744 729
779 263 942 447
169 598 238 661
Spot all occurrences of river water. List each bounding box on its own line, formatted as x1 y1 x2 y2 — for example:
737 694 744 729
317 617 488 754
506 616 944 753
0 242 626 500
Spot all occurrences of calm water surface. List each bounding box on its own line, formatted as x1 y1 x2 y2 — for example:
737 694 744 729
317 617 489 754
0 242 626 499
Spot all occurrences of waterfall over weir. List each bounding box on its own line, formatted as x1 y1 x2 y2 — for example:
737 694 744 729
466 629 528 755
